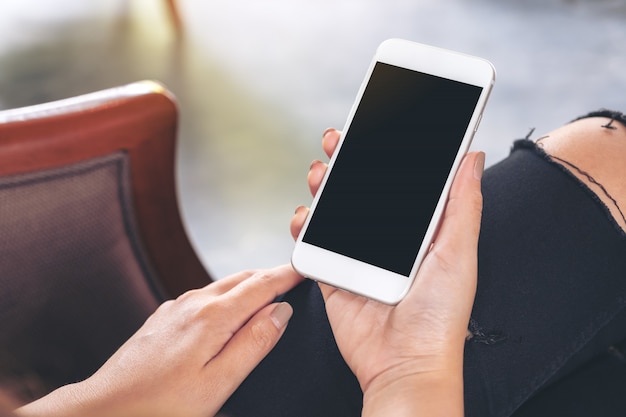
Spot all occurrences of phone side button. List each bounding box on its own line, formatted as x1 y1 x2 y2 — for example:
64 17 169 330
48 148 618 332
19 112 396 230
474 113 483 132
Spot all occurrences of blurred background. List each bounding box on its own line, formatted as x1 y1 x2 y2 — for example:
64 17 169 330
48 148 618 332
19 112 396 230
1 0 625 279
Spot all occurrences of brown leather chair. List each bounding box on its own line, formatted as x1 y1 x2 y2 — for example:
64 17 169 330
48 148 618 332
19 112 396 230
0 80 212 402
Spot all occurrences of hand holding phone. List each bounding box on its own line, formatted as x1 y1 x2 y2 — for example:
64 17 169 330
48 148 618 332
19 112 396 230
291 39 495 304
291 136 485 416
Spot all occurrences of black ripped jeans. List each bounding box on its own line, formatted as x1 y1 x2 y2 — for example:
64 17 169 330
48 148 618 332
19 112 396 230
221 114 626 417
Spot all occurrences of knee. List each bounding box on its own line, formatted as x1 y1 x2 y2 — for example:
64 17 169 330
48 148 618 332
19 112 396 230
535 112 626 231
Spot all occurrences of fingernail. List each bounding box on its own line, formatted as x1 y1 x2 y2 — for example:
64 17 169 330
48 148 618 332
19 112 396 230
270 302 293 330
310 159 323 169
322 127 335 138
474 152 485 180
294 205 306 215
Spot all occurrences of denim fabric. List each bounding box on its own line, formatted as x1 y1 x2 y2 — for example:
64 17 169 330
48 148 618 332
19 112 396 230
222 124 626 417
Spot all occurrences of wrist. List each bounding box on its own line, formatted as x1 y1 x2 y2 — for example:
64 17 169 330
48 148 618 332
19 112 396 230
15 379 114 417
362 358 464 417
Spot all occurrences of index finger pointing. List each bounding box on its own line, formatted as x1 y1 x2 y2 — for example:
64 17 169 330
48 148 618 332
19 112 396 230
215 264 303 328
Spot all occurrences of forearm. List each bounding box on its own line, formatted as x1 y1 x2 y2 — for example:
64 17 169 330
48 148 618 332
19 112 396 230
362 369 464 417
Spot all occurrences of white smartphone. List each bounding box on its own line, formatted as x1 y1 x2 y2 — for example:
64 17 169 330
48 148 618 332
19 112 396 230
291 39 495 304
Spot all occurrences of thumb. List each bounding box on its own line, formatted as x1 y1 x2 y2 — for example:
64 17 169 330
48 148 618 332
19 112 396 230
431 151 484 261
409 151 484 315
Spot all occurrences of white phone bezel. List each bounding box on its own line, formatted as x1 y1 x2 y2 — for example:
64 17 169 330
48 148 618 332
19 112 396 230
291 39 495 305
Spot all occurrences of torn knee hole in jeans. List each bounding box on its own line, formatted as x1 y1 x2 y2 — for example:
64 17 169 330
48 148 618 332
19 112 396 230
466 318 507 345
532 133 626 230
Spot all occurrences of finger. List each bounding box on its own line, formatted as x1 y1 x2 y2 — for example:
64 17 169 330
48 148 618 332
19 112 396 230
194 269 259 297
307 160 327 197
290 205 309 240
317 282 337 301
216 264 302 327
322 128 341 158
317 282 373 310
405 152 484 340
410 151 483 310
201 302 293 412
431 151 484 259
318 282 353 306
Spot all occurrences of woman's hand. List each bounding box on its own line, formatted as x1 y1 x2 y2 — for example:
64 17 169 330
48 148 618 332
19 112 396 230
17 265 302 417
291 129 484 416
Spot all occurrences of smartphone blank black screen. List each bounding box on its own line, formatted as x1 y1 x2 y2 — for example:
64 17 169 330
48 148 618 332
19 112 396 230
303 62 483 277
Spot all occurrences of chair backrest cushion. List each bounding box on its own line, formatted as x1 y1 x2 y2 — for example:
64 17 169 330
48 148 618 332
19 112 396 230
0 151 163 399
